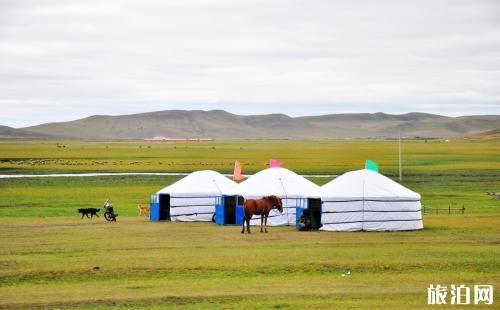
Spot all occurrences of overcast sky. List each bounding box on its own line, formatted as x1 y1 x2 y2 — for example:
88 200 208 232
1 0 499 127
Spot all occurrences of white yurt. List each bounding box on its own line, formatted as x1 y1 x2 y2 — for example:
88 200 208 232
154 170 238 222
308 169 423 231
237 167 320 226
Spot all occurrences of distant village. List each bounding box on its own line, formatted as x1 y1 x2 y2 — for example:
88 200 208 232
144 136 213 141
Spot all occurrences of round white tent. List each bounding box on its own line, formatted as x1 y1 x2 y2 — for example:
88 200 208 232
155 170 238 222
236 167 319 226
309 169 423 231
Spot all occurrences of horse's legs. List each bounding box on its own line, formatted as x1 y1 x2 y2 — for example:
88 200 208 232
260 215 264 233
241 215 246 234
246 216 251 234
265 215 268 233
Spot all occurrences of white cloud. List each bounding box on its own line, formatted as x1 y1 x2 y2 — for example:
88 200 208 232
0 0 499 127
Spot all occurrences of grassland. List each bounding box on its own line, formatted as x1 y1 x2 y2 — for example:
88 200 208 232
0 216 498 309
0 139 498 175
0 139 499 309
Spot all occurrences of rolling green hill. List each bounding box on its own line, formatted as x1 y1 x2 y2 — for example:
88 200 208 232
468 128 500 140
5 110 500 139
0 125 55 139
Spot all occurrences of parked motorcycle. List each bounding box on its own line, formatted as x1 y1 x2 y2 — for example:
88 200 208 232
103 199 118 222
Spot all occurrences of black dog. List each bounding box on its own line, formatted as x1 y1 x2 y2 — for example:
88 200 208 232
78 208 100 219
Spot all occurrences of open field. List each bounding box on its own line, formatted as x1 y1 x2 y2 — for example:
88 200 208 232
0 139 499 175
0 139 499 308
0 216 499 309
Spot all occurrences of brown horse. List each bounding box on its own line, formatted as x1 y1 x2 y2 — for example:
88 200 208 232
241 195 283 234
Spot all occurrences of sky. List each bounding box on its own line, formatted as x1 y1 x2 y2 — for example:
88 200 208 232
1 0 499 127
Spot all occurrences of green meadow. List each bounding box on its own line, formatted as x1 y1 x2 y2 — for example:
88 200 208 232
0 139 498 174
0 139 499 309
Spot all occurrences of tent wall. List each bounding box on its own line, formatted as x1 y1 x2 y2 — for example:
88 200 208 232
320 200 363 231
169 195 217 222
320 199 423 231
362 200 423 231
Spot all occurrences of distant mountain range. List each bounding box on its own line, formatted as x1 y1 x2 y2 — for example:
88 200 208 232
0 125 57 139
468 128 500 140
2 110 500 140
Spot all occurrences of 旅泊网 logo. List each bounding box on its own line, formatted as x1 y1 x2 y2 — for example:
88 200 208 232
428 284 494 305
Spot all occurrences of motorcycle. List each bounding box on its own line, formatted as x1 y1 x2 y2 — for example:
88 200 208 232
103 200 118 222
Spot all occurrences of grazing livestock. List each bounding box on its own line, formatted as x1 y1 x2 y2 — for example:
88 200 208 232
241 195 283 234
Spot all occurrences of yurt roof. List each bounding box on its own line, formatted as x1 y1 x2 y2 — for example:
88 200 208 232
157 170 237 196
309 169 420 200
237 167 319 198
